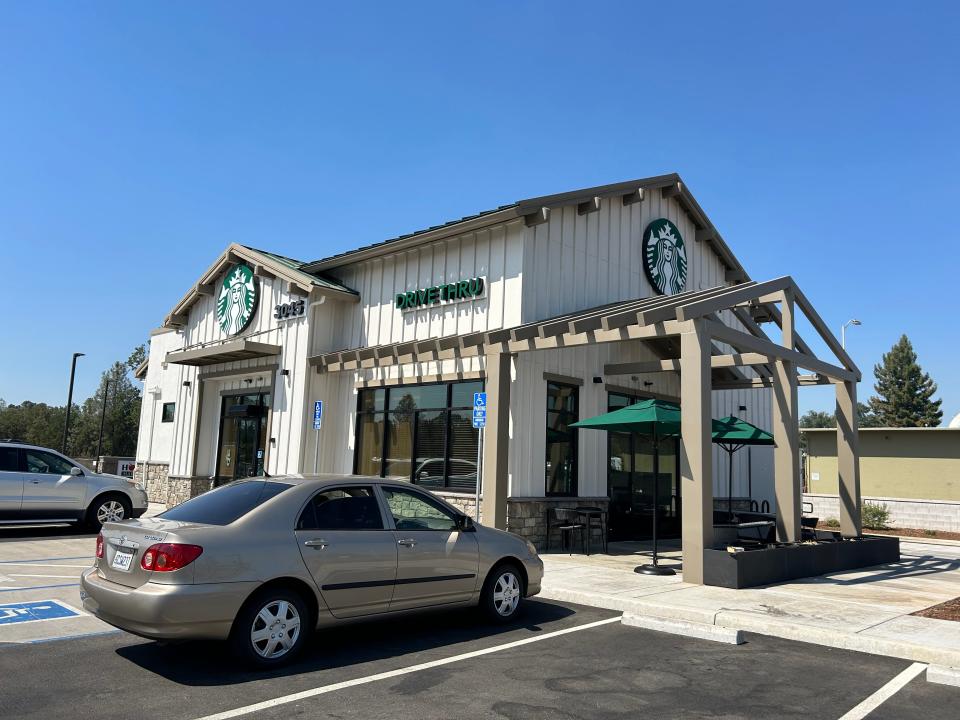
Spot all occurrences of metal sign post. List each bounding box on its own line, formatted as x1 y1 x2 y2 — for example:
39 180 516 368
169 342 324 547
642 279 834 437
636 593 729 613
313 400 323 474
472 392 487 521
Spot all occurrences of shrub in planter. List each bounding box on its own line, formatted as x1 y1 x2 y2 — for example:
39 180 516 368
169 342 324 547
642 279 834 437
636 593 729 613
862 502 891 530
824 517 840 528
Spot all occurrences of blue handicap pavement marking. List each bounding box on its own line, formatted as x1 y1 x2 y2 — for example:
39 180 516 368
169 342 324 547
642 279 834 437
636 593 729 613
0 600 79 626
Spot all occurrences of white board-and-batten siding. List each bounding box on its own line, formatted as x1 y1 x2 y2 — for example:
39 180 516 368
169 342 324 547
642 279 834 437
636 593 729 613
156 274 315 480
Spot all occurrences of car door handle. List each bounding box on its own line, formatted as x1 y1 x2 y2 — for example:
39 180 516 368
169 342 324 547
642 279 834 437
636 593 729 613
397 538 417 547
303 539 328 549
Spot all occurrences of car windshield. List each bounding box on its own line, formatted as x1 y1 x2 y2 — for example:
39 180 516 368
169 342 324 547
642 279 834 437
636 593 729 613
159 480 291 525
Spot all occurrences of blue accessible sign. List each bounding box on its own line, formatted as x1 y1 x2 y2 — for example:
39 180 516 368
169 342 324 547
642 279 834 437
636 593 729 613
0 600 79 626
472 392 487 429
313 400 323 430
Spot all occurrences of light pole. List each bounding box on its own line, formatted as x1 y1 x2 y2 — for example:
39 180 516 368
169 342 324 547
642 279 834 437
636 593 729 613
62 352 85 454
841 318 861 350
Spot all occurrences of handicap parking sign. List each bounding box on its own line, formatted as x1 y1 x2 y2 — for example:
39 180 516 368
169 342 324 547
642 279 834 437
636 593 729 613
472 392 487 429
0 600 79 626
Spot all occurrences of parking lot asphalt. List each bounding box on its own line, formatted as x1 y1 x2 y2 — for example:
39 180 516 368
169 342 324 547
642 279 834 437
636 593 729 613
1 527 958 719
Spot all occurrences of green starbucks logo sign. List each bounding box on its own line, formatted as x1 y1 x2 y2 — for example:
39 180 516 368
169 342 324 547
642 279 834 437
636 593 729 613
643 218 687 295
216 264 258 335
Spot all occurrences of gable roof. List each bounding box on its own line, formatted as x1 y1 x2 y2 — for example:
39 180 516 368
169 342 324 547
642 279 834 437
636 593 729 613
161 243 357 329
302 173 748 283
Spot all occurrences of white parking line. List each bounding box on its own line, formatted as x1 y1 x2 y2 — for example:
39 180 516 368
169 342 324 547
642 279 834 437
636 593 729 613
192 616 622 720
0 563 90 568
838 662 927 720
7 574 79 579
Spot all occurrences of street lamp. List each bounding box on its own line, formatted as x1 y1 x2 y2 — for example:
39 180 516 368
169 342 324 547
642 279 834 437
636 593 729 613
62 352 85 454
841 319 861 350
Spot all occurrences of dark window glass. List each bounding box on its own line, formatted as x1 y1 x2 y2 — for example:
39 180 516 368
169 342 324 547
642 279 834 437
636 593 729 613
354 380 483 492
382 486 458 531
24 450 75 475
162 403 175 422
545 382 578 496
355 413 384 476
0 448 19 472
451 380 484 408
297 487 383 530
160 480 291 525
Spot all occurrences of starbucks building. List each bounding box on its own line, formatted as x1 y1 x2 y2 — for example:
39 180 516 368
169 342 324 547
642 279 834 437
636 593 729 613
135 173 866 582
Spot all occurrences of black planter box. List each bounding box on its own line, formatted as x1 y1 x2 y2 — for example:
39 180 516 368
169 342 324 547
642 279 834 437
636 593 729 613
702 536 900 589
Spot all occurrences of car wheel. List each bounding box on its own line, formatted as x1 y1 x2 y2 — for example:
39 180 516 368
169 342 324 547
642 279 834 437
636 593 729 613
480 563 524 623
231 588 310 668
86 494 132 530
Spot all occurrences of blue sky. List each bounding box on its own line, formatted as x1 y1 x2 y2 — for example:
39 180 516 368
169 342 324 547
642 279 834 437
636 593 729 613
1 2 958 422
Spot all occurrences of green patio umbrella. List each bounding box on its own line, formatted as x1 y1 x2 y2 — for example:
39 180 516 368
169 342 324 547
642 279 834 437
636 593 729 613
572 398 682 575
712 416 775 517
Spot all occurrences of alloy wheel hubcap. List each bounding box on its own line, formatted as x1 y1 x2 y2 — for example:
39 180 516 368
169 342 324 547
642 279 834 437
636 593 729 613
97 501 125 523
251 600 301 659
493 572 520 616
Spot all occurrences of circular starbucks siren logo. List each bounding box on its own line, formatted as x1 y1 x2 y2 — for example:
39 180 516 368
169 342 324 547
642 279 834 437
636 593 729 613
643 218 687 295
217 264 258 335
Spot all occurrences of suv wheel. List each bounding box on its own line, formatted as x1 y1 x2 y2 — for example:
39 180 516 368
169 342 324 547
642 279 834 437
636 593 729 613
86 494 132 530
480 563 524 623
231 588 310 668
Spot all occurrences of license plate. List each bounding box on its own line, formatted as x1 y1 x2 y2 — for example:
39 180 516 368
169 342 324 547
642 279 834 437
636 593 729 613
111 550 134 572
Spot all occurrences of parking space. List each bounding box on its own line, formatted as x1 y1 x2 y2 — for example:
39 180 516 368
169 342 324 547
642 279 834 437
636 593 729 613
1 527 958 719
0 526 114 644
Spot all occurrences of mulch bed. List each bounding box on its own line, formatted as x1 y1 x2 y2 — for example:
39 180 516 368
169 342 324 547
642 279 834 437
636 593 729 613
912 597 960 622
816 523 960 542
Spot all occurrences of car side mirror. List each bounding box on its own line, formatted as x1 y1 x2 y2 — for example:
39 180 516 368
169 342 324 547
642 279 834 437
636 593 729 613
70 466 83 476
456 514 475 532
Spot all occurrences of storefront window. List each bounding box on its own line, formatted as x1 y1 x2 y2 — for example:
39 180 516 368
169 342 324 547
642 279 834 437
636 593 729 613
545 381 579 496
354 380 483 491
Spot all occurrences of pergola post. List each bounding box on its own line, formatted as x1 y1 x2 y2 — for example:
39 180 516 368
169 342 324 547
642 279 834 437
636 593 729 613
836 380 862 537
772 289 801 542
481 351 512 530
680 319 713 584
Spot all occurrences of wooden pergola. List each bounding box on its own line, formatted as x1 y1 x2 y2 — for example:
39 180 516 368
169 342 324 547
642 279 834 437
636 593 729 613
309 276 863 584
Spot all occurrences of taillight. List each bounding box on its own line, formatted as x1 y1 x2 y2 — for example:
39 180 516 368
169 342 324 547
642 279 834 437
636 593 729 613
96 533 104 559
140 543 203 572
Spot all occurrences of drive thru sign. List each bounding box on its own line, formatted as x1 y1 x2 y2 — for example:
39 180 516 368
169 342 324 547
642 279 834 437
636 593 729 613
313 401 323 430
472 392 487 429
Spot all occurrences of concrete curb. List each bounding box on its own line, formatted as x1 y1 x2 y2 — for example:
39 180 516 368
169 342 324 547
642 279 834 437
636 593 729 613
539 587 960 667
622 613 743 644
926 664 960 687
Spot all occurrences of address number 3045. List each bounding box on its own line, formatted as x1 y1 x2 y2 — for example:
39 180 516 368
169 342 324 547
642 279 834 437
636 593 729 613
274 298 306 321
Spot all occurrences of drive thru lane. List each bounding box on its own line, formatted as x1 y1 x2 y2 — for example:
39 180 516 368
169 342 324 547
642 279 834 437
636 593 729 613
0 596 956 720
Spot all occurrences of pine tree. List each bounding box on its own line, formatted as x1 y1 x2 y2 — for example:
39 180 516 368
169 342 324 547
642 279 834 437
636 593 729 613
868 335 942 427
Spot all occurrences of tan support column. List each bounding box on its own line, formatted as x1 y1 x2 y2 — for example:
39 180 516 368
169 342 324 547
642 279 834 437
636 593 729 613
836 380 862 537
481 351 512 530
680 319 713 585
772 288 801 542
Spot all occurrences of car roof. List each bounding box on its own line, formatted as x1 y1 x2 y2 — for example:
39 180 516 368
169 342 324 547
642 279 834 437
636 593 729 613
263 474 418 488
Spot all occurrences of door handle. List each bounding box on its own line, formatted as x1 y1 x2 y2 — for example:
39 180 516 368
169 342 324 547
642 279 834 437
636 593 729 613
303 539 328 549
397 538 417 547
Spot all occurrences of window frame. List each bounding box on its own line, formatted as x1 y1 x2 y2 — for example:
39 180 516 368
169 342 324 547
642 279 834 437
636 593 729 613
24 448 76 475
161 402 176 423
353 379 484 493
296 485 387 531
545 380 580 497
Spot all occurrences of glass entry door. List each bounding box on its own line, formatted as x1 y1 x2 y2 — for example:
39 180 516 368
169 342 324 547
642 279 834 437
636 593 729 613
606 394 681 541
215 393 270 485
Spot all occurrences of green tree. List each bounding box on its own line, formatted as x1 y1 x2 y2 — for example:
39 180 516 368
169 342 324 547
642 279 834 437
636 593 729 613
73 358 143 458
800 410 836 428
868 335 942 427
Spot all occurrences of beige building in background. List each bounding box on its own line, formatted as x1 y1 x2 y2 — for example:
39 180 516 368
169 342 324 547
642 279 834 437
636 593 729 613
805 428 960 501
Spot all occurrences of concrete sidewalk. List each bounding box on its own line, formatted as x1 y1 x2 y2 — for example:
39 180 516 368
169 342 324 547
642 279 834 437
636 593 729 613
539 538 960 666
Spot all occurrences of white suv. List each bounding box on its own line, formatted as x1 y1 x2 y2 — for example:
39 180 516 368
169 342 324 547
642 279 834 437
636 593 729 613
0 440 149 530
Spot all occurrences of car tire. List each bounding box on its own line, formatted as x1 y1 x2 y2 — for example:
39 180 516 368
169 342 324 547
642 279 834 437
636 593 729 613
86 494 132 531
479 562 525 623
231 587 310 668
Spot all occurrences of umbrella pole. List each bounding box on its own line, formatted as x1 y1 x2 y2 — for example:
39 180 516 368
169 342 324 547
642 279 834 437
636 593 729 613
636 430 675 576
728 448 734 517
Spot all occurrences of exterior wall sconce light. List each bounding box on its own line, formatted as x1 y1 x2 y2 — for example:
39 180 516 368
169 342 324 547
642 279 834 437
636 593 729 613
281 369 290 376
592 376 603 384
182 381 191 388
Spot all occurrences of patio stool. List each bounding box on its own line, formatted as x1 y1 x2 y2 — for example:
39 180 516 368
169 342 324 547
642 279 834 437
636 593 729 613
546 508 586 554
577 506 608 554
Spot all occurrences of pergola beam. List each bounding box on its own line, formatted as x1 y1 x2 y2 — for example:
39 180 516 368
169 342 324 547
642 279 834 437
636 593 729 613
704 320 855 382
675 276 792 323
604 352 774 376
